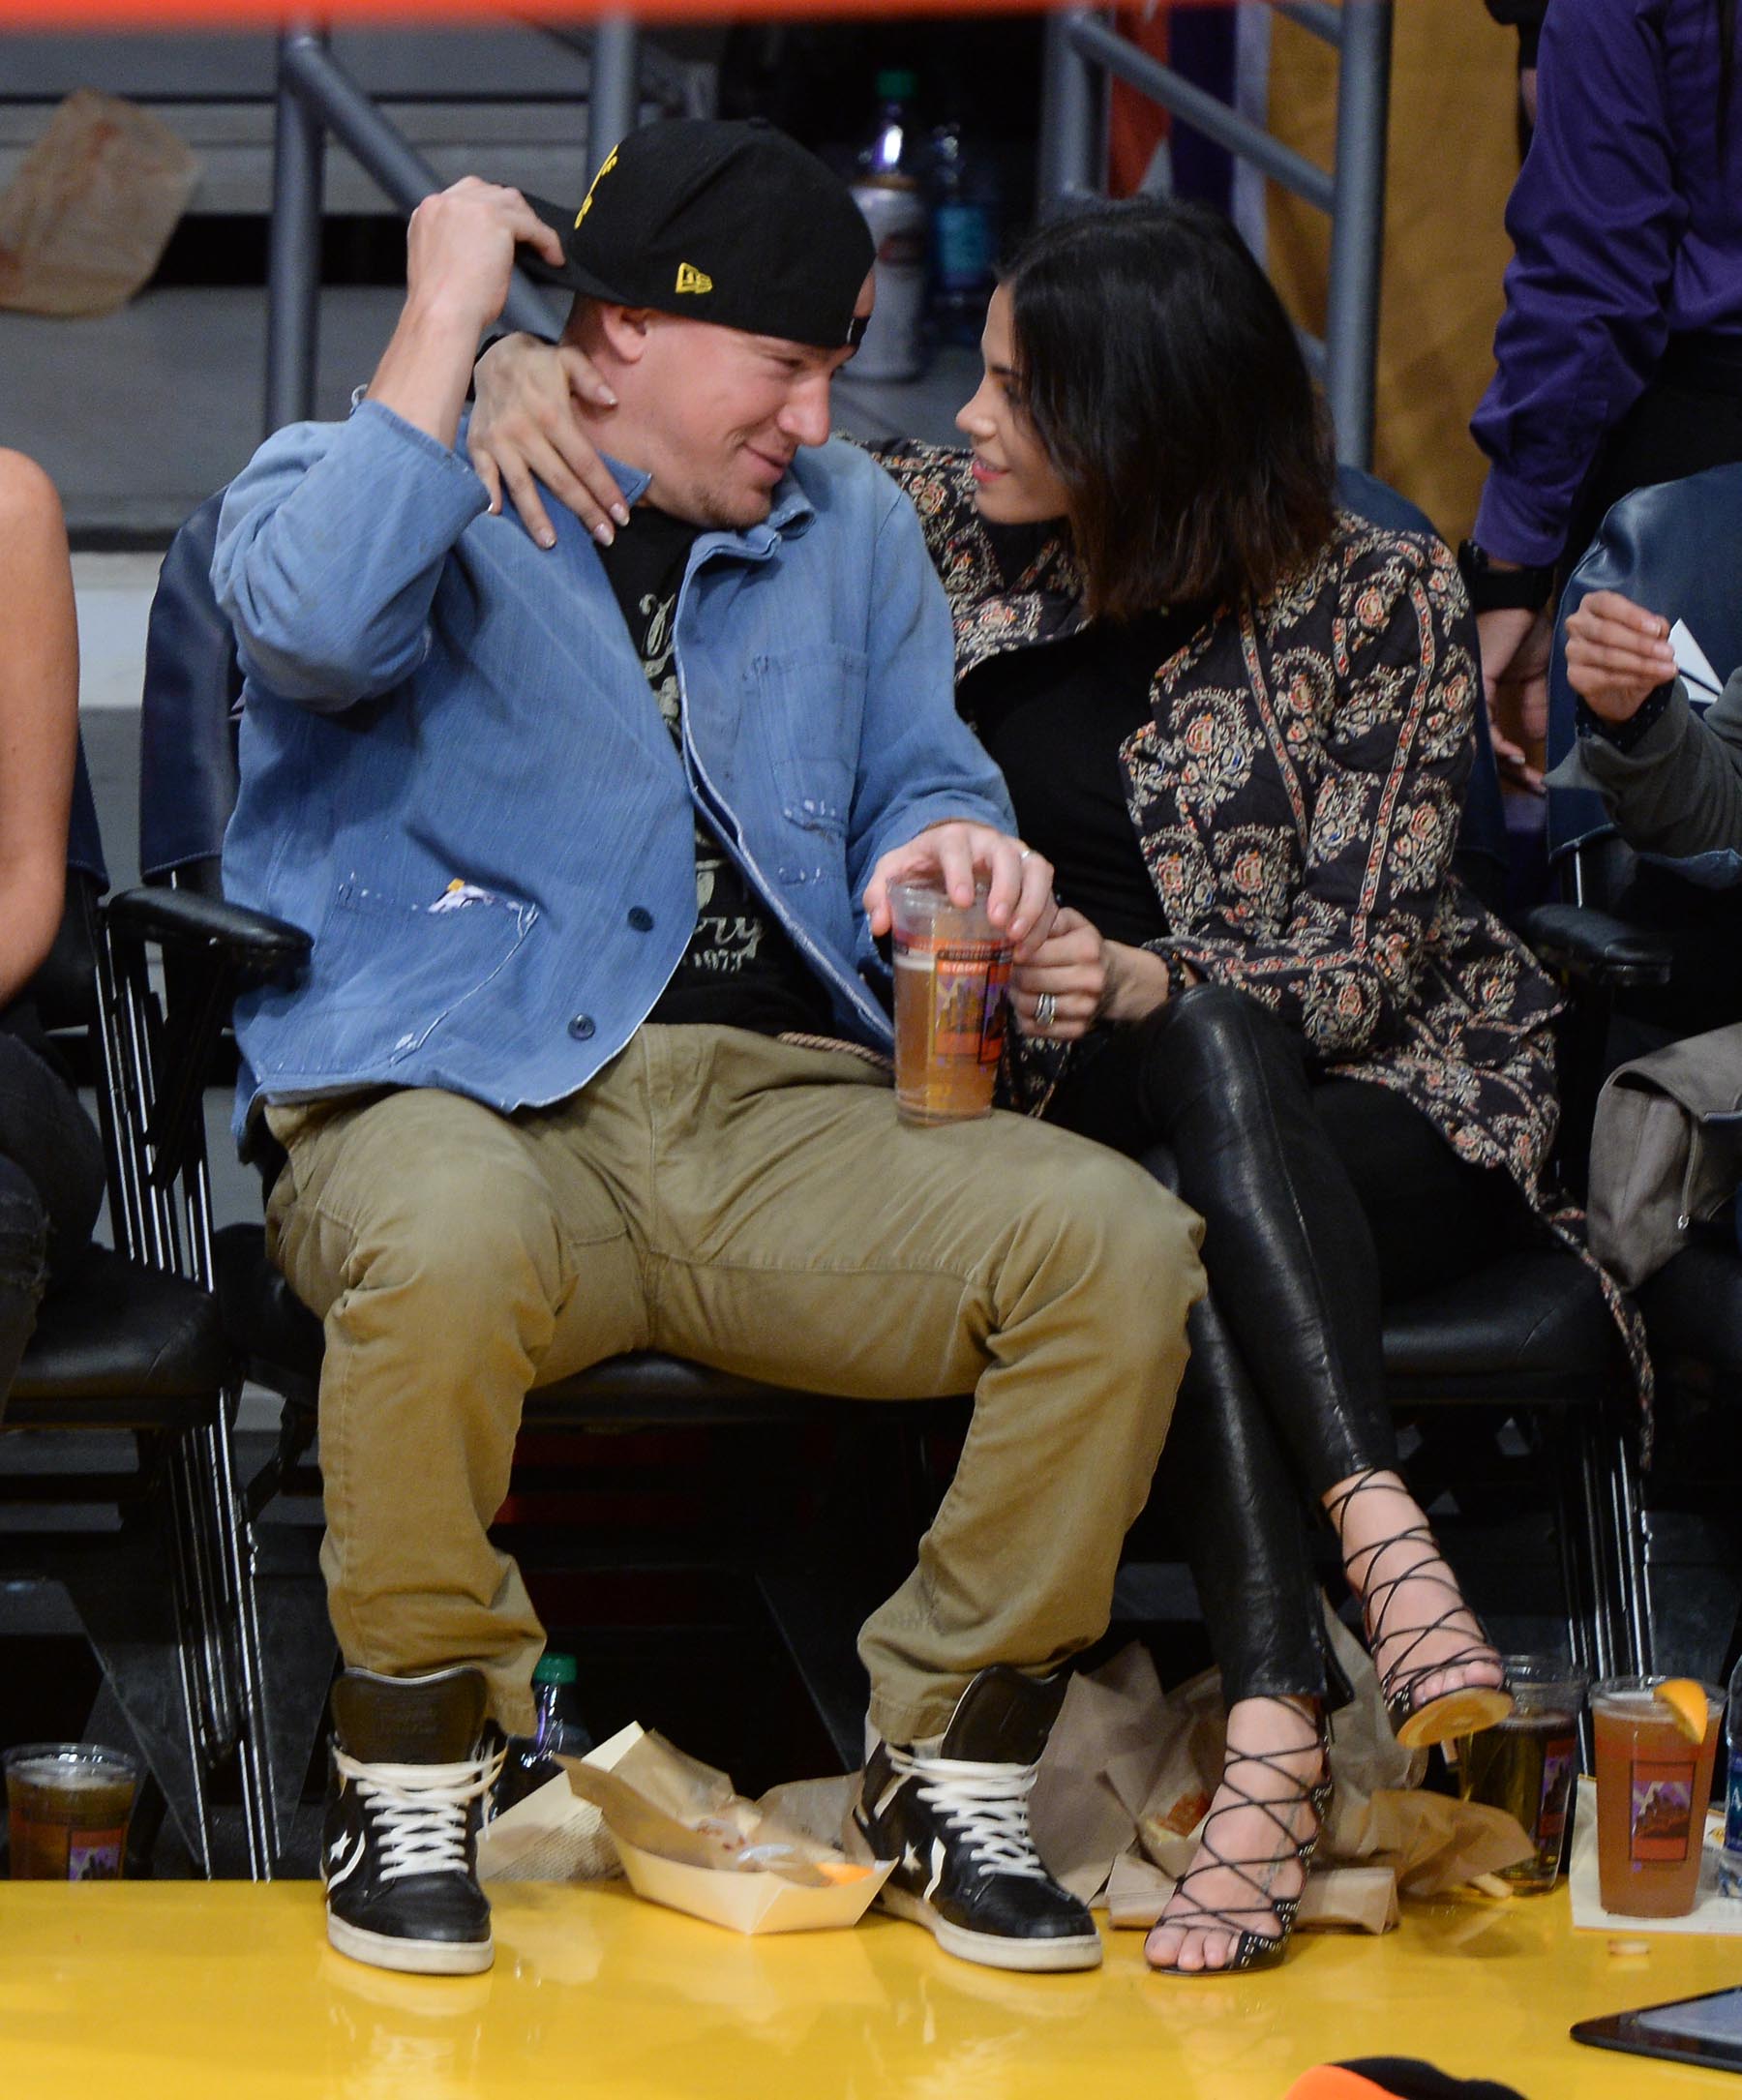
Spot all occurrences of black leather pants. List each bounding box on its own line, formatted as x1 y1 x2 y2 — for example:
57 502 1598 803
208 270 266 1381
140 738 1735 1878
1046 983 1400 1704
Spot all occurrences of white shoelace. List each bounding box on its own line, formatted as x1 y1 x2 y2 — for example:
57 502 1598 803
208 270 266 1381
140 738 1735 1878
335 1749 505 1883
892 1749 1049 1879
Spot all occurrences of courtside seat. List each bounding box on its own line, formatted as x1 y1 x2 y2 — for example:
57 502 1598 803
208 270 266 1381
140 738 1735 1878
7 1248 232 1425
1382 1246 1631 1403
0 844 273 1877
1637 1240 1742 1395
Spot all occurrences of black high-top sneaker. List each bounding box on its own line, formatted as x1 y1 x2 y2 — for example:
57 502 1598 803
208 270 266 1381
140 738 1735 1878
322 1665 503 1975
854 1665 1101 1972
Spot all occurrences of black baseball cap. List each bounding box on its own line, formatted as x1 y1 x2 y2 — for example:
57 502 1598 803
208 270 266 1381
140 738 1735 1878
525 119 874 352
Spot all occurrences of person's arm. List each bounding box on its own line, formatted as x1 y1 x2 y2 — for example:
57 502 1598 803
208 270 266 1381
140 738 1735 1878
467 332 633 549
1470 0 1682 571
1560 635 1742 857
0 453 78 1006
1144 542 1478 1061
215 180 564 710
849 470 1056 953
367 180 563 447
1467 0 1680 780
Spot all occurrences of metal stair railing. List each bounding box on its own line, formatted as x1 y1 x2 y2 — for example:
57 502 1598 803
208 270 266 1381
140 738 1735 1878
264 15 664 435
1037 1 1393 468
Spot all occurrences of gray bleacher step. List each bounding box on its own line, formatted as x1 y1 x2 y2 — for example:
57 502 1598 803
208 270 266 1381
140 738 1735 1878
8 282 977 546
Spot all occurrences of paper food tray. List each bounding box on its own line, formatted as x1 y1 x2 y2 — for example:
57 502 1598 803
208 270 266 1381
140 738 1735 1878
613 1835 894 1935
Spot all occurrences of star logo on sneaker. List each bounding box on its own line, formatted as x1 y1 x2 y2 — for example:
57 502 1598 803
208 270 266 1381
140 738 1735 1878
325 1827 364 1890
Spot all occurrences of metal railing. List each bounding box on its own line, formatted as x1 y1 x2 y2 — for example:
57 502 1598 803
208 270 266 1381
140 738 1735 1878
264 15 662 434
1037 1 1394 467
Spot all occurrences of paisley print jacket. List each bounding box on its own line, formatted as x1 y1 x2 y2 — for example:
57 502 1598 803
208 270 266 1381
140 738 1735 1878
871 436 1653 1425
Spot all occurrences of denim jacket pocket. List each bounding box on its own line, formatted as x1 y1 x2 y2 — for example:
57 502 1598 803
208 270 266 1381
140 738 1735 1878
313 879 538 1069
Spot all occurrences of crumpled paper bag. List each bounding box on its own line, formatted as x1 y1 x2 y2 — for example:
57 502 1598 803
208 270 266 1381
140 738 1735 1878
0 90 198 316
1035 1603 1535 1935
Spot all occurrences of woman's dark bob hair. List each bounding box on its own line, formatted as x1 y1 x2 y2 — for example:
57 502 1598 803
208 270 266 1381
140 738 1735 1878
1003 196 1336 620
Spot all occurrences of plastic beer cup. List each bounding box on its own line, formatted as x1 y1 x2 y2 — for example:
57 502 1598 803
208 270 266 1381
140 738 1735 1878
1590 1676 1722 1917
5 1743 141 1879
889 880 1013 1125
1453 1656 1585 1892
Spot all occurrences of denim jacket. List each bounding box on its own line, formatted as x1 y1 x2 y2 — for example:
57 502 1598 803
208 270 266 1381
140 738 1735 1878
215 400 1012 1130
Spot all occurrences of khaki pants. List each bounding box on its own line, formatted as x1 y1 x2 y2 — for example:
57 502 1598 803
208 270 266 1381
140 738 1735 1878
266 1027 1204 1741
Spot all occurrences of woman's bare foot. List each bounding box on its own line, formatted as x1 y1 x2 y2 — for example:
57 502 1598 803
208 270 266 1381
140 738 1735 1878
1323 1467 1510 1742
1144 1695 1326 1975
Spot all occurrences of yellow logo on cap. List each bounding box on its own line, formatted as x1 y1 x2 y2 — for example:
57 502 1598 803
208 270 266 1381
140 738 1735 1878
675 262 714 295
574 144 619 228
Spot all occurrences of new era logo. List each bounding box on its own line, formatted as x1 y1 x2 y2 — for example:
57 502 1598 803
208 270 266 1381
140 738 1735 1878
675 262 714 295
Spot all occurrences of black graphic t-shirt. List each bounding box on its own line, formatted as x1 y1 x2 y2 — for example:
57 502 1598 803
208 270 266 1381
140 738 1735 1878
595 507 834 1035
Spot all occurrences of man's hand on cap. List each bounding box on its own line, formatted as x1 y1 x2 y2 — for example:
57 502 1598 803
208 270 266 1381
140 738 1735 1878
405 178 566 339
369 181 568 452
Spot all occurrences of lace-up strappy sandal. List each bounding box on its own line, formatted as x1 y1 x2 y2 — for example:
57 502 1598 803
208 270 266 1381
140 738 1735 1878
1325 1469 1515 1751
1148 1705 1332 1976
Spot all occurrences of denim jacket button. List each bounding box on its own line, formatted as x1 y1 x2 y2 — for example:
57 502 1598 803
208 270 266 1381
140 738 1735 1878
568 1013 596 1040
626 906 654 932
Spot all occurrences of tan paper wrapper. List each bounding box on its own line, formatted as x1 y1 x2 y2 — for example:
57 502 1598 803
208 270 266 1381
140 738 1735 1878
1035 1605 1534 1935
0 91 198 317
475 1722 891 1934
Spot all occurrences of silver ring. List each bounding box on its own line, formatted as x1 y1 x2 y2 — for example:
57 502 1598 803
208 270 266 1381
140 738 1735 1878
1018 847 1034 864
1035 991 1057 1030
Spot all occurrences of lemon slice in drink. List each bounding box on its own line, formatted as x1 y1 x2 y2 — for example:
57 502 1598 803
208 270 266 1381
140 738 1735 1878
1654 1678 1710 1744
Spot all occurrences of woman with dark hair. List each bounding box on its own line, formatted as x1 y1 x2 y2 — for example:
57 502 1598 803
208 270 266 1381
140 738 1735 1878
466 197 1600 1977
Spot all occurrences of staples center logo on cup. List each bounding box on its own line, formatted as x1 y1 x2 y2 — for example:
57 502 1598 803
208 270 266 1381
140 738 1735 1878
888 881 1012 1127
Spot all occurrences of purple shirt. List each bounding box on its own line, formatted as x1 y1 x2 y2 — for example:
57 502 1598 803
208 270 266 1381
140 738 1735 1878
1471 0 1742 566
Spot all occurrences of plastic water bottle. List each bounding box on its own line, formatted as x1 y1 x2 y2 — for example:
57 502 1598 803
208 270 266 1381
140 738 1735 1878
927 115 998 345
850 70 929 381
1720 1653 1742 1896
494 1651 592 1815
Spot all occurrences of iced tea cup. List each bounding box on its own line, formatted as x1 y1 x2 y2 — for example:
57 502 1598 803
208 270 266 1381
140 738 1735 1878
889 880 1013 1125
1590 1676 1722 1917
1453 1656 1585 1892
5 1742 141 1879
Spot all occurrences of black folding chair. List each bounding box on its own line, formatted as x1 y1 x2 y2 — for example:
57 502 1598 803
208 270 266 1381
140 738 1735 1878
0 754 276 1876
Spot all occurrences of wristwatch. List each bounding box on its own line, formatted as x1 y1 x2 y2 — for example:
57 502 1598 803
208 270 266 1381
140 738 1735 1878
1457 539 1556 615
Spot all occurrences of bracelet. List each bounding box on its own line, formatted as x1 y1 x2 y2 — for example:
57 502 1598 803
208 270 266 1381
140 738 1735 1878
1576 682 1675 753
1457 538 1556 615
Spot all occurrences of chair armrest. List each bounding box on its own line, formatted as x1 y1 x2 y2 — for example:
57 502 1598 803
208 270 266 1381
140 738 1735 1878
102 889 311 1191
105 885 312 980
1518 903 1673 991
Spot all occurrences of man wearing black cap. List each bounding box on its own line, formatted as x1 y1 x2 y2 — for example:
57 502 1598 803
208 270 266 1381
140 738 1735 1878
214 120 1202 1980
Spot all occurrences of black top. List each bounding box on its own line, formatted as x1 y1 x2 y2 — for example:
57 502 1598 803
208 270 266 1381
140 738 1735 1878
595 507 834 1036
964 606 1203 949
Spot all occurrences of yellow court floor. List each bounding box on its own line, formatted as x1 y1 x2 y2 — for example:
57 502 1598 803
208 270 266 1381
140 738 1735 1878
4 1879 1742 2100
